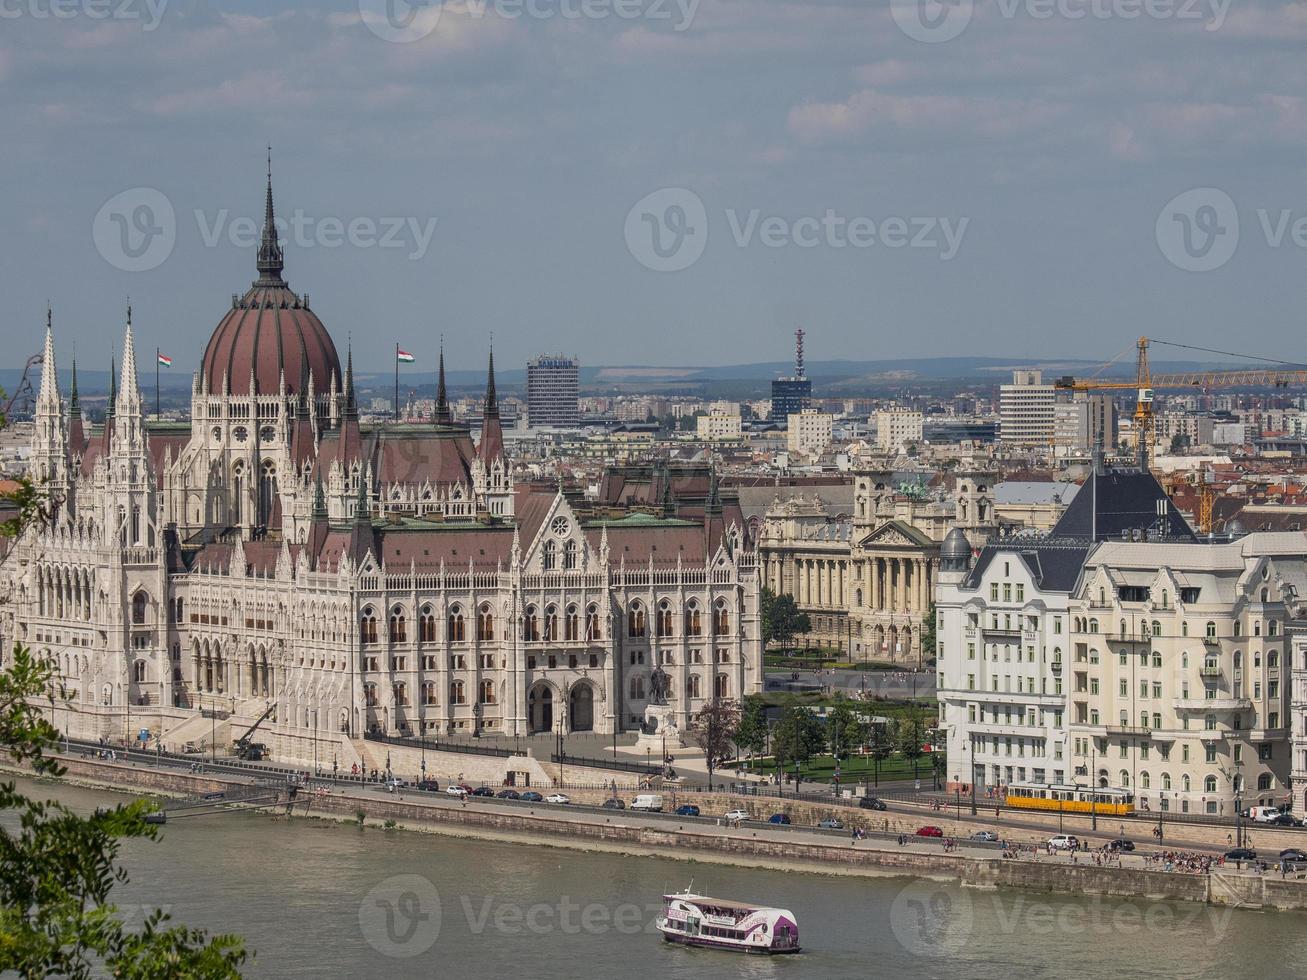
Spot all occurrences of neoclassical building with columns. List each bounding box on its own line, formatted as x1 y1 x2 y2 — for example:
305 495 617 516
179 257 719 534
0 172 762 766
758 467 998 663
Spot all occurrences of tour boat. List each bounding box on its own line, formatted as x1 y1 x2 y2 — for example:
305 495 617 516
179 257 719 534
656 891 800 954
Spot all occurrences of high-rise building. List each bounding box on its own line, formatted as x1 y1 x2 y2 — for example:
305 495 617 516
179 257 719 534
770 328 812 422
875 409 923 453
527 354 579 427
999 370 1056 446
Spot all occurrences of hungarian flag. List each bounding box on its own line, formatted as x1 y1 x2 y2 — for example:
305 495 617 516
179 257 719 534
397 349 415 363
157 353 172 367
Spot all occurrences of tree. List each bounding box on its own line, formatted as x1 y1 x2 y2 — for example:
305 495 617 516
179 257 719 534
867 719 894 787
687 699 741 792
0 408 246 977
919 602 938 664
760 588 811 652
898 705 927 781
825 702 867 761
771 706 824 786
734 695 769 771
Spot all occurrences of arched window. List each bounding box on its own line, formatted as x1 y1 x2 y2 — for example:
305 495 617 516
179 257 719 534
389 606 407 643
394 682 408 706
713 599 729 636
1089 619 1099 634
1258 773 1273 791
259 459 277 527
1270 620 1279 636
1119 770 1130 788
1206 621 1216 638
563 539 578 570
657 600 673 638
477 604 495 642
628 601 646 638
1141 771 1151 789
1234 621 1242 637
1181 774 1191 792
448 606 465 642
133 660 146 683
360 608 378 645
544 605 559 642
542 540 557 571
685 603 702 637
1162 772 1172 790
524 606 540 642
714 673 730 698
687 675 701 699
585 604 601 641
131 591 148 625
479 679 496 705
450 680 466 705
630 676 645 700
565 605 579 642
1204 775 1217 794
420 607 437 643
422 681 438 705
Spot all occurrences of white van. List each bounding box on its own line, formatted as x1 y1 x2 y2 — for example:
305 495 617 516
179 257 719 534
1249 806 1286 823
631 794 664 812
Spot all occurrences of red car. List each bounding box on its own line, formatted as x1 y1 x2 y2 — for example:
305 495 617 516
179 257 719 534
915 825 944 838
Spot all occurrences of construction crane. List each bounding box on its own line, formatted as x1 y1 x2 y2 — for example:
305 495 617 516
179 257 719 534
1055 336 1307 470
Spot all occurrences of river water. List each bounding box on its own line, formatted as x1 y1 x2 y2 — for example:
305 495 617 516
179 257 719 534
8 777 1304 979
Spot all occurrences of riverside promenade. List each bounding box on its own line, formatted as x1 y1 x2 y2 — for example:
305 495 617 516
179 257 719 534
17 751 1307 915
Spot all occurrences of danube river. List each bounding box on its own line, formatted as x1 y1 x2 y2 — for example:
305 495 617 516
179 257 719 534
11 778 1306 979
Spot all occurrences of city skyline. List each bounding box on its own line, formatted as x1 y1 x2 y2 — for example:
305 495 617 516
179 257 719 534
6 2 1307 374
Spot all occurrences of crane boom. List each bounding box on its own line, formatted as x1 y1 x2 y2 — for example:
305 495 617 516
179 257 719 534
1054 336 1307 469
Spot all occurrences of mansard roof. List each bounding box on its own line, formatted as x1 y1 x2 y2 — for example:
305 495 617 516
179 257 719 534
1051 467 1195 542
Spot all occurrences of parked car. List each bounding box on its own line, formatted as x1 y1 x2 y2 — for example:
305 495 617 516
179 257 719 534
471 786 495 798
674 804 701 817
1226 847 1257 861
1248 806 1285 823
817 818 844 830
545 793 571 804
970 830 999 842
723 808 749 822
496 789 521 800
602 798 625 810
1107 838 1136 852
1279 848 1307 862
383 777 407 792
915 825 944 838
1266 813 1299 826
520 791 544 802
1047 834 1079 850
768 813 792 825
445 784 468 797
630 794 664 812
415 779 440 792
858 796 887 811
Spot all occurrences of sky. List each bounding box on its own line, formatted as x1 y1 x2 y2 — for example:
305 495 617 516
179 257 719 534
4 0 1307 377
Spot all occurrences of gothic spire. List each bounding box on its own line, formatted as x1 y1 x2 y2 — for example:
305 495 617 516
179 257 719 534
106 353 117 418
485 342 498 414
256 147 285 284
37 307 60 410
118 310 142 416
69 355 79 413
477 343 504 462
344 337 357 415
433 339 452 425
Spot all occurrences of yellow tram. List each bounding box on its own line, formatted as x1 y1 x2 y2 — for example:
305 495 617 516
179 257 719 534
1004 782 1134 816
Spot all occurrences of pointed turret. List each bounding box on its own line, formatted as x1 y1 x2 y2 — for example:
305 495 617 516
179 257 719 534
433 341 452 425
478 345 503 462
117 309 143 417
256 147 285 285
67 355 85 457
37 308 61 411
307 471 330 566
32 307 68 491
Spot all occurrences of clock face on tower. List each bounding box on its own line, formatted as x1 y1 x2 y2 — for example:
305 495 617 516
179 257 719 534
551 516 570 537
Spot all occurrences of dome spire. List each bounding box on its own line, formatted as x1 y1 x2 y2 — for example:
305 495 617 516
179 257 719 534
256 146 285 284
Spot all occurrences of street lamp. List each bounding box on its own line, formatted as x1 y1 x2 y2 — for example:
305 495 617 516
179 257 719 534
969 735 977 816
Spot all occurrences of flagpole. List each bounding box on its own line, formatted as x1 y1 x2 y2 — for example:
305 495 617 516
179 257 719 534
155 347 160 419
394 342 400 422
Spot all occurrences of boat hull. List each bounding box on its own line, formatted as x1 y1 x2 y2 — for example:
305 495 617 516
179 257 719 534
659 929 800 955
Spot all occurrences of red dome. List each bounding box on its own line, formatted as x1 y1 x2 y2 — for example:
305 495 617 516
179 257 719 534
201 282 340 397
200 167 341 397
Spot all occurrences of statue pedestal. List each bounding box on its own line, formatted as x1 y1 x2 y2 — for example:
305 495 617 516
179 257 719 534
634 703 682 755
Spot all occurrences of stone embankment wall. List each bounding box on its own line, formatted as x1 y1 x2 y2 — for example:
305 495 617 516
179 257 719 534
22 758 1307 913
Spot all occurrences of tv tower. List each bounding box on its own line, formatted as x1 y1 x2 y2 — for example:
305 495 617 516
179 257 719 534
794 328 806 380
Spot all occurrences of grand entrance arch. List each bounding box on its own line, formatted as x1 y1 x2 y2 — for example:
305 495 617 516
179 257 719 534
569 684 594 733
528 683 553 734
